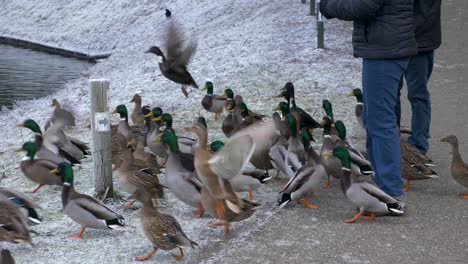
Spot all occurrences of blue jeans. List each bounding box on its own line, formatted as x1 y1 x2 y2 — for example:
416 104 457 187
395 51 434 154
362 58 410 197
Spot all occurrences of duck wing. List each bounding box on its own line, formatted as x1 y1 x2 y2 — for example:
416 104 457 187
72 194 123 221
208 135 255 181
281 165 315 193
355 181 396 204
165 21 197 73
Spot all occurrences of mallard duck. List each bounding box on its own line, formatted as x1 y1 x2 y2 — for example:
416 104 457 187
114 137 165 208
0 200 31 244
201 81 227 121
347 88 363 129
51 162 125 238
284 113 307 174
1 249 15 264
320 116 342 188
113 133 159 174
401 141 434 167
145 21 198 97
44 98 76 130
16 142 62 193
440 135 468 198
234 119 281 175
145 107 167 163
154 128 203 216
43 120 90 161
16 119 81 164
325 146 404 223
269 114 290 178
155 113 196 157
111 104 145 140
276 82 322 129
399 140 437 192
322 99 337 135
237 102 265 128
133 189 197 261
130 94 145 125
334 120 373 175
278 128 326 209
221 94 240 138
187 124 262 234
0 187 41 224
401 158 438 192
127 135 160 170
209 140 270 201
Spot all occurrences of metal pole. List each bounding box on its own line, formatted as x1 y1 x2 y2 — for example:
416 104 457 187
316 0 324 49
310 0 316 15
90 79 113 199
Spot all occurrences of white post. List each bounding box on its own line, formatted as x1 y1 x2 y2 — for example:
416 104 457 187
90 79 113 199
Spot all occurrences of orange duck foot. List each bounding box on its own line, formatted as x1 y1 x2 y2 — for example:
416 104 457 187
402 181 410 192
26 184 45 194
68 227 86 239
297 195 318 209
343 211 365 223
363 212 376 221
172 247 184 261
135 248 158 261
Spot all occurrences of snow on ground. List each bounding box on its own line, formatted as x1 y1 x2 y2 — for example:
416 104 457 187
0 0 362 263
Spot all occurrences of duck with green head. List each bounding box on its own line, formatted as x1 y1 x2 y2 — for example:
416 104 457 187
16 142 62 193
320 116 342 188
325 146 404 223
153 128 203 216
155 113 197 157
284 113 307 174
322 99 337 135
145 107 167 161
276 82 322 129
112 104 131 138
278 127 326 209
201 81 227 121
347 88 364 129
51 162 125 238
16 119 81 164
237 102 264 128
221 90 241 138
209 140 271 201
334 120 373 175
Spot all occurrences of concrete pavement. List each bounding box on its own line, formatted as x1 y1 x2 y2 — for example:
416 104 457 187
190 1 468 263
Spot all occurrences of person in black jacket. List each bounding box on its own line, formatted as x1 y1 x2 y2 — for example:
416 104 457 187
395 0 442 155
320 0 418 202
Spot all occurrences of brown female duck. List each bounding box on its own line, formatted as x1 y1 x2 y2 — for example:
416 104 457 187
145 21 198 97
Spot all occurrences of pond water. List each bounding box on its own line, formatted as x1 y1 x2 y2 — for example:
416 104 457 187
0 44 93 108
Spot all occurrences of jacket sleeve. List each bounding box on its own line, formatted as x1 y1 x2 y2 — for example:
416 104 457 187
319 0 384 21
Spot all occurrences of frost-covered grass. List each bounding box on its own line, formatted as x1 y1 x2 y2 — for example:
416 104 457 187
0 0 362 263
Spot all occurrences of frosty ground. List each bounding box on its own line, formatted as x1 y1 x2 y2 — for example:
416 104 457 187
0 0 467 263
